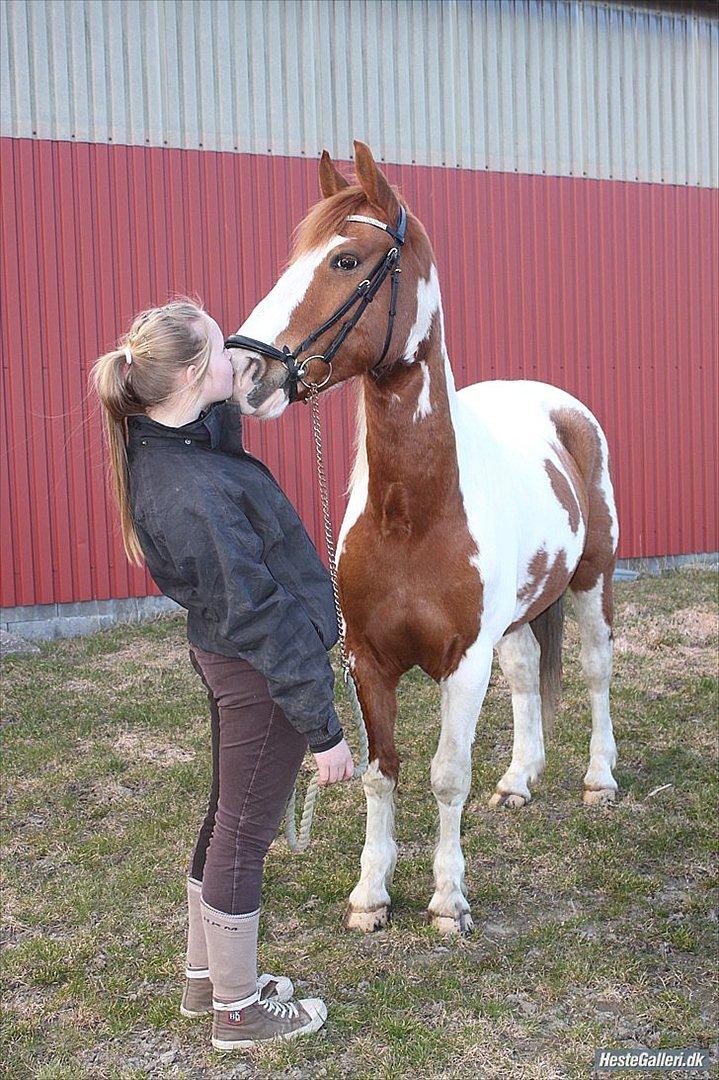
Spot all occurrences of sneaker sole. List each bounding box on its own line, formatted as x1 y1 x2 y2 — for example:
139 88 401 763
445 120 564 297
211 1005 326 1050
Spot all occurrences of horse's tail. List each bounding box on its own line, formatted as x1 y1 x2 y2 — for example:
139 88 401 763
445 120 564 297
530 594 565 733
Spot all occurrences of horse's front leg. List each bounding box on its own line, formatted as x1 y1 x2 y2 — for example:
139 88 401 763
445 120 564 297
429 639 493 935
344 650 401 933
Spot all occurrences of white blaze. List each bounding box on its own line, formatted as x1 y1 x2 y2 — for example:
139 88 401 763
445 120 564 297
238 236 347 342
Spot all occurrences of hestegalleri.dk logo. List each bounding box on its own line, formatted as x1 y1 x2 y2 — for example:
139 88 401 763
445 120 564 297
594 1048 710 1071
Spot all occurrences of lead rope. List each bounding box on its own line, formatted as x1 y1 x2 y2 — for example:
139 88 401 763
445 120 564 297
283 384 370 853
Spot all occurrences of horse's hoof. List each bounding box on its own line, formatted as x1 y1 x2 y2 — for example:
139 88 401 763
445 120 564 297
344 903 390 933
429 911 474 936
583 787 617 807
489 791 529 810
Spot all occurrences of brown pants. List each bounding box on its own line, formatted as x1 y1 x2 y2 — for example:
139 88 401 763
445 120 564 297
188 645 308 914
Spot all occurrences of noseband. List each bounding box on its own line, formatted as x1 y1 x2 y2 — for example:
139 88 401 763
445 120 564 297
225 205 407 403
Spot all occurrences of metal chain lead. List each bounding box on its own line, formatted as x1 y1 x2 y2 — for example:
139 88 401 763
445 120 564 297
284 384 370 853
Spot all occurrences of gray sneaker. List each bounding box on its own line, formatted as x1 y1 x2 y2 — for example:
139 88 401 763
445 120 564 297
181 973 294 1018
212 995 327 1050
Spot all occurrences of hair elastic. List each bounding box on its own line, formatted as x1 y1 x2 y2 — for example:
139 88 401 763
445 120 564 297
123 346 133 366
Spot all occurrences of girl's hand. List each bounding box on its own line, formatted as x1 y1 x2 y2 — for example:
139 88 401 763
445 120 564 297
313 739 355 786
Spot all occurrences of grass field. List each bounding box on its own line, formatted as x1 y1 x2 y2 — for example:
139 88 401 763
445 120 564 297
2 568 717 1079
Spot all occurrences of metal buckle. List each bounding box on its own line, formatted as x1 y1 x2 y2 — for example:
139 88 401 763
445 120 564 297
297 355 333 389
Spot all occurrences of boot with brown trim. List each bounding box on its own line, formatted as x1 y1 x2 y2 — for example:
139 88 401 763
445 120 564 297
181 972 296 1018
181 878 294 1018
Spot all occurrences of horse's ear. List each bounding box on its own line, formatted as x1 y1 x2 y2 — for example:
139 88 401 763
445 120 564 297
353 140 400 223
319 150 350 198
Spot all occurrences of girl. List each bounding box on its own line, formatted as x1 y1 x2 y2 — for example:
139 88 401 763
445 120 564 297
91 299 354 1051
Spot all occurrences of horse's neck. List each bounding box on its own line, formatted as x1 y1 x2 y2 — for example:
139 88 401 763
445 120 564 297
358 288 466 520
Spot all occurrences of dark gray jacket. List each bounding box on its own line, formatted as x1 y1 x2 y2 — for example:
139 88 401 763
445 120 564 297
126 400 343 752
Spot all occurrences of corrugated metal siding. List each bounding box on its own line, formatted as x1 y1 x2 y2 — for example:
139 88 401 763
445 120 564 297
2 0 717 186
1 139 716 608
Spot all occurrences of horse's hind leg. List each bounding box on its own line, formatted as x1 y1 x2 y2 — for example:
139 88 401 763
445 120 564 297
489 624 546 810
571 573 618 805
429 638 493 935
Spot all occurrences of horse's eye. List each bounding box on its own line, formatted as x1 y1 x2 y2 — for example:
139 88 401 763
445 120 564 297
333 253 360 272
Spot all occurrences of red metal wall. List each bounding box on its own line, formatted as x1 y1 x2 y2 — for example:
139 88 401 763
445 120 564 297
1 137 717 609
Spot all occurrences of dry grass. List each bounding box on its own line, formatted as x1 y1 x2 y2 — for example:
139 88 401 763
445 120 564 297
1 568 717 1079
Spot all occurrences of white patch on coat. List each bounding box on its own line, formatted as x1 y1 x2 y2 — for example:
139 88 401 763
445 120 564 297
346 758 397 913
402 267 441 364
430 636 493 919
493 624 545 800
237 236 347 344
572 577 618 793
413 360 432 421
336 381 369 565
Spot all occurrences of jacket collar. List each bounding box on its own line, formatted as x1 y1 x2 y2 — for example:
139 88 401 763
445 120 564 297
127 400 233 450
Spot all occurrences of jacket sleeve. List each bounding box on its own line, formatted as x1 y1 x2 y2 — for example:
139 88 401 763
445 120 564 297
152 485 344 752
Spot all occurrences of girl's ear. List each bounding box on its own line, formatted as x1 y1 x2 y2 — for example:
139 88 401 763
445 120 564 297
353 140 400 223
319 150 350 198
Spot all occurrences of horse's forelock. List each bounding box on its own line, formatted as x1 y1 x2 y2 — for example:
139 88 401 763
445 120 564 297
291 186 403 260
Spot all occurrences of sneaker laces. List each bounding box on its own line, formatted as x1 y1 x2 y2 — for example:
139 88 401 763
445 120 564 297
259 997 300 1020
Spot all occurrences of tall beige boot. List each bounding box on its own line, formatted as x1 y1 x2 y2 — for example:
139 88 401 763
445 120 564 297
180 877 213 1017
201 899 326 1051
180 880 294 1018
201 898 261 1011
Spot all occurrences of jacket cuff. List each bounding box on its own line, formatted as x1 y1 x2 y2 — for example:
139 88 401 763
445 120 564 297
309 728 344 753
305 705 344 752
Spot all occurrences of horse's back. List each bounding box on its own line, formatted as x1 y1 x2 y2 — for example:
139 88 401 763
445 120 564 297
456 379 605 445
455 378 616 515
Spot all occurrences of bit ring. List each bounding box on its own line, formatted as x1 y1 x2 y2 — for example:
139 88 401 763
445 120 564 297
298 355 333 389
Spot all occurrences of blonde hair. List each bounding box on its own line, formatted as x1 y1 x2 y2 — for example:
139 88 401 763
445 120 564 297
90 299 211 565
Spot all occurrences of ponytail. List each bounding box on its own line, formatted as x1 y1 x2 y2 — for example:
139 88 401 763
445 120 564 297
90 299 210 566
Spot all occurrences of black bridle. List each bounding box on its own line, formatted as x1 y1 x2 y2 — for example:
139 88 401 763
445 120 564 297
225 205 407 403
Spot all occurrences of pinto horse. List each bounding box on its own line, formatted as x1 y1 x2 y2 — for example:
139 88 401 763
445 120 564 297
230 142 619 935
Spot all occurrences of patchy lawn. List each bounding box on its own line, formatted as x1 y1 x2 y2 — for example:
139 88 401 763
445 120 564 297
2 569 717 1079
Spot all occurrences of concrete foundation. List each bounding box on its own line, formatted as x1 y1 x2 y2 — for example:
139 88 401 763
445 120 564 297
1 553 716 651
1 594 181 646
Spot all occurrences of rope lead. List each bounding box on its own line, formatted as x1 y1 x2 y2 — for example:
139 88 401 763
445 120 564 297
284 384 370 853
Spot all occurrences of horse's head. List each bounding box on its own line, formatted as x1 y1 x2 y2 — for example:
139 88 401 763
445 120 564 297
230 141 433 416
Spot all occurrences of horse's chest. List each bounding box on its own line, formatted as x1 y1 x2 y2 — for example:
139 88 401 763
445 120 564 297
337 496 483 680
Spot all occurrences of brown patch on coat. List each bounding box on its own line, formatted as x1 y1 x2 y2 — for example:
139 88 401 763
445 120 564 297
544 458 582 534
381 481 412 538
338 315 484 781
506 547 571 635
551 408 617 628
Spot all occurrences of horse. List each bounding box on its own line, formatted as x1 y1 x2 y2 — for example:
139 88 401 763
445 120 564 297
229 141 619 935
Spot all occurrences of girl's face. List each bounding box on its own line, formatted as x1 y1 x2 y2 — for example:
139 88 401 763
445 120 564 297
198 315 287 419
198 315 236 405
